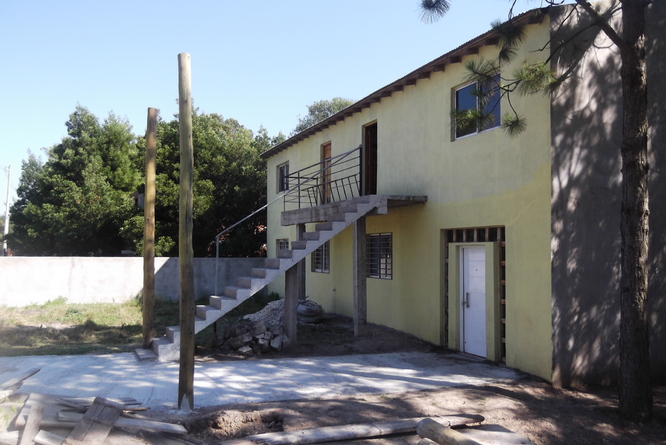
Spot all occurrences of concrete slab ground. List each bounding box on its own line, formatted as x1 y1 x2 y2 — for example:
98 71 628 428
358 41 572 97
0 352 523 411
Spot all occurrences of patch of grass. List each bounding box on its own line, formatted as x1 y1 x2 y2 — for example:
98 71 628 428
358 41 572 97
0 298 179 356
0 293 282 356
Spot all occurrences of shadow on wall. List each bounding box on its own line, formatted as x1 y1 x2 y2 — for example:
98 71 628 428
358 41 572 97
550 1 666 387
551 1 666 386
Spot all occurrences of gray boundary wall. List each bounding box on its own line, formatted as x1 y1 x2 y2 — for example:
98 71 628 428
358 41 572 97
0 257 267 307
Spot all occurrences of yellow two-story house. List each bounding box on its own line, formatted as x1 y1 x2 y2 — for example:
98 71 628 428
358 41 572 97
261 1 665 387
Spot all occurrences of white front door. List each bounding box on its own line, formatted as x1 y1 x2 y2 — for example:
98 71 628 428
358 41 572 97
460 246 486 357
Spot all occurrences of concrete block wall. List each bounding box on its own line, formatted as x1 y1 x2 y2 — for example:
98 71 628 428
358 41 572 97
0 257 267 307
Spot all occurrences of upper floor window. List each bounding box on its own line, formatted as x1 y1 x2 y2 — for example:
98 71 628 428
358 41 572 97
454 74 501 139
277 162 289 192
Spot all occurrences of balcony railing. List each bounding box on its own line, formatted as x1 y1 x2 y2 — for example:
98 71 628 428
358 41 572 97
212 144 361 294
283 145 361 211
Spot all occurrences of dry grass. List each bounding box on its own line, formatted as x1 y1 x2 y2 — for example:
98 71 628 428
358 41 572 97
0 297 174 356
0 293 279 357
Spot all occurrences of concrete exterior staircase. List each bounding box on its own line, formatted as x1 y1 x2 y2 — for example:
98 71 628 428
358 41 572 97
137 195 383 361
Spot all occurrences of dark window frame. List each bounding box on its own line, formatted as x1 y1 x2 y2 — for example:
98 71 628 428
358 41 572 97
454 74 501 139
277 162 290 192
367 233 392 279
311 241 330 273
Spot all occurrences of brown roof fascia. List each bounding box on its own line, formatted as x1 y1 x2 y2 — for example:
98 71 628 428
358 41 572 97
261 7 547 159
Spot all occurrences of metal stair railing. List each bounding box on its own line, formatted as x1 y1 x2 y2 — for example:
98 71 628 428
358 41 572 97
283 145 362 210
212 144 362 295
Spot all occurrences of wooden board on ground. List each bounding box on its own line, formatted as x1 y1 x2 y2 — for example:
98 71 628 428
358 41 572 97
63 397 124 445
458 425 537 445
0 369 40 399
19 403 43 445
56 412 187 435
229 415 484 445
16 394 80 429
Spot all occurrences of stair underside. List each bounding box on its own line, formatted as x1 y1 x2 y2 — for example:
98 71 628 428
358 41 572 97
142 196 384 361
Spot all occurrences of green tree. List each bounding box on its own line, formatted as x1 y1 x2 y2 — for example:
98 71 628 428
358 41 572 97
292 97 354 135
125 110 280 258
9 107 142 256
421 0 653 422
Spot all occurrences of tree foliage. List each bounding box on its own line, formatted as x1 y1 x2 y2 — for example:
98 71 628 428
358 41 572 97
9 106 142 256
292 97 354 135
421 0 654 422
132 111 282 257
9 106 283 258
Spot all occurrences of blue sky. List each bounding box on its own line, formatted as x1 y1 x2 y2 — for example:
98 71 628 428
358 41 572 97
0 0 545 210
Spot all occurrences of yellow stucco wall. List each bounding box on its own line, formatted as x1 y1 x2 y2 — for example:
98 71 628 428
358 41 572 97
266 20 553 380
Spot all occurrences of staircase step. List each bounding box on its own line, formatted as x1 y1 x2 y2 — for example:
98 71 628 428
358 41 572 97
265 258 281 269
166 326 180 343
210 295 237 312
238 276 265 289
302 231 321 241
196 305 224 321
291 240 308 250
327 213 350 222
337 205 358 214
224 285 252 299
316 221 346 232
134 347 157 361
251 268 269 278
278 249 293 258
152 337 179 361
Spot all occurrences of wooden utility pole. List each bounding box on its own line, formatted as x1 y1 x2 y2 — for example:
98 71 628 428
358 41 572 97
142 108 157 349
177 53 195 411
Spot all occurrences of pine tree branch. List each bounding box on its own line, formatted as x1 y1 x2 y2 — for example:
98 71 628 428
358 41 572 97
573 0 629 54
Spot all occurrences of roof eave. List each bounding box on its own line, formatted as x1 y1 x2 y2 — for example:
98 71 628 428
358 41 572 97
261 7 547 160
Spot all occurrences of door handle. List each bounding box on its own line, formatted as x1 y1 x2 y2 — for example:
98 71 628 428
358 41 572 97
465 292 470 308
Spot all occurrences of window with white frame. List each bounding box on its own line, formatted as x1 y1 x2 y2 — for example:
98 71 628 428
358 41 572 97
311 241 330 273
454 74 501 139
277 162 289 192
276 238 289 252
367 233 392 279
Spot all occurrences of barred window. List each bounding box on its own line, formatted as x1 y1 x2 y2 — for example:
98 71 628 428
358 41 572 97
367 233 392 279
311 241 330 273
276 238 289 252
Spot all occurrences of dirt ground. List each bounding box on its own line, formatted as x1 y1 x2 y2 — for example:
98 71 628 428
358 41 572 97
154 314 666 445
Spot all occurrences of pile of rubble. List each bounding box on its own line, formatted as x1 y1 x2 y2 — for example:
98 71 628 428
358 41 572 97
218 298 324 355
217 321 290 355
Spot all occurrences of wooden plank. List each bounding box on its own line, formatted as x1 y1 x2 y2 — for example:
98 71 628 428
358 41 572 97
58 398 139 408
19 403 43 445
33 431 64 445
417 418 482 445
16 394 75 429
56 412 187 435
233 415 484 445
0 430 19 445
64 397 123 445
0 369 40 394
